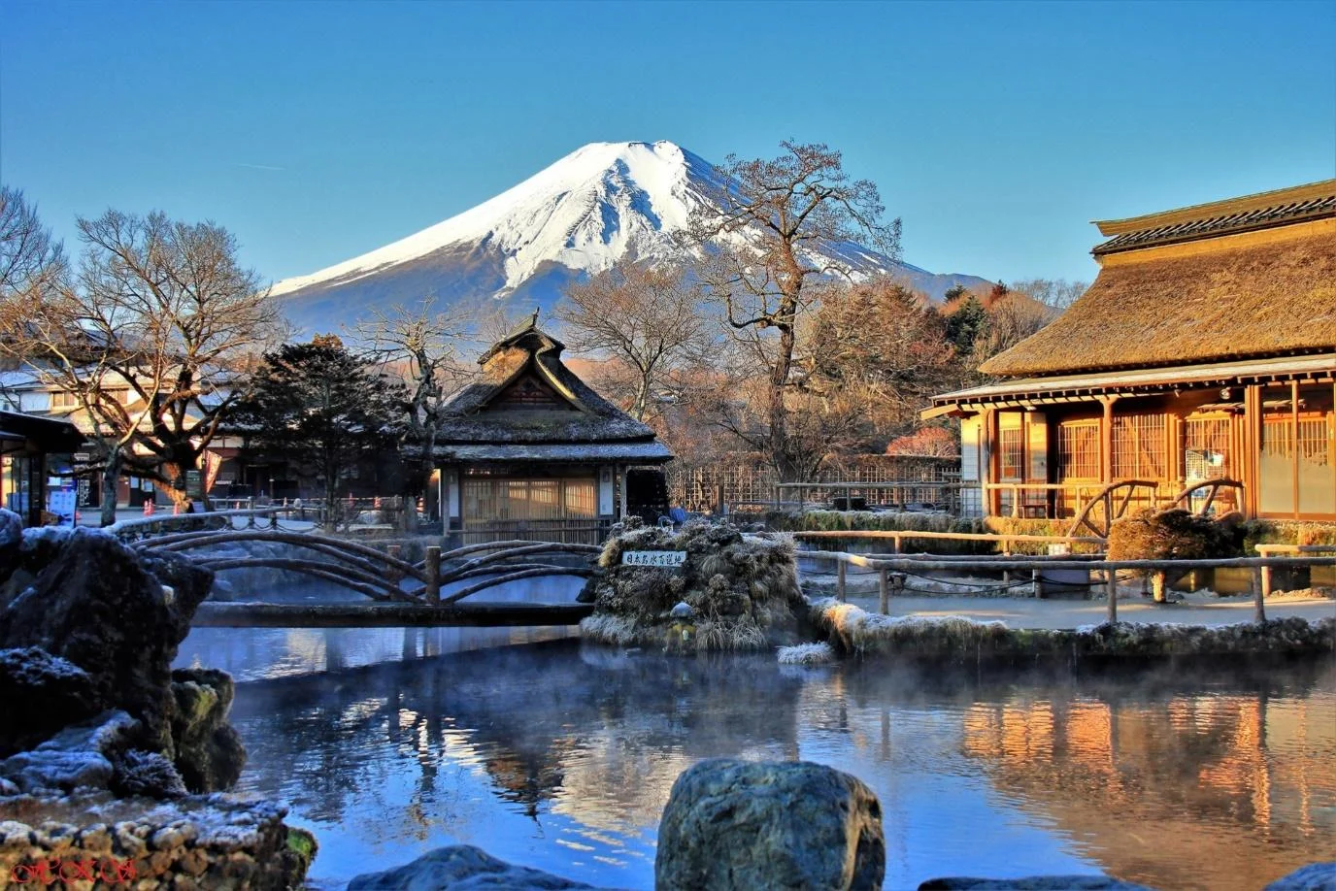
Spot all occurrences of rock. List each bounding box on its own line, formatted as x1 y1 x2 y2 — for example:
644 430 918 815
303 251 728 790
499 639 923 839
0 510 20 580
1263 862 1336 890
585 521 805 652
0 647 102 756
917 878 1155 890
348 844 600 890
0 528 213 754
169 668 246 792
0 711 138 794
656 758 884 891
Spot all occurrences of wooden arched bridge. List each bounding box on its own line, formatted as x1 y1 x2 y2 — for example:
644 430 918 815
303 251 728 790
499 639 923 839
133 522 601 628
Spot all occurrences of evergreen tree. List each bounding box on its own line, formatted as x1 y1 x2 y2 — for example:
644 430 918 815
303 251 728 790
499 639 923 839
944 295 988 357
235 337 406 521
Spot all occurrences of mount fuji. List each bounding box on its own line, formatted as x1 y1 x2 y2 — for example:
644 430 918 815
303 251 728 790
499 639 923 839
271 140 991 332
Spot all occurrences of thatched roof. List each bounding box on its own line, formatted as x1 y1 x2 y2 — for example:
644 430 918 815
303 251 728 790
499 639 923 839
981 181 1336 377
435 316 672 461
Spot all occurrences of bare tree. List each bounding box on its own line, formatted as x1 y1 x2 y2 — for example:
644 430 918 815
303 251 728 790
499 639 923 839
975 289 1055 363
556 259 713 423
1008 277 1088 312
690 141 901 480
0 209 283 515
0 186 65 305
354 298 472 513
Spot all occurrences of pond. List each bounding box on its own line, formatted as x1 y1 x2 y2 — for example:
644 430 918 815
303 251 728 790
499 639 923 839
174 623 1336 891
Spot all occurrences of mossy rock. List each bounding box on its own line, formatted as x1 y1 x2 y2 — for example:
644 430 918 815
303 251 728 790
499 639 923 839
584 519 803 652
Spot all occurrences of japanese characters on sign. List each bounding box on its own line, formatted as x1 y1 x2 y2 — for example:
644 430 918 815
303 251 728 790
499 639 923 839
621 550 687 568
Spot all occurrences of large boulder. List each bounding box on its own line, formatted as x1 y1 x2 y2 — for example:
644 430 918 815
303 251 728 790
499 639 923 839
1263 862 1336 890
347 844 600 890
581 520 806 652
0 526 213 754
656 758 885 891
170 667 246 792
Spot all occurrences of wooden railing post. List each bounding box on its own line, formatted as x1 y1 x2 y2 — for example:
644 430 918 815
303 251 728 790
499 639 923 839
837 560 847 602
1256 565 1270 622
878 567 889 615
1032 568 1044 599
1106 568 1118 624
425 546 441 605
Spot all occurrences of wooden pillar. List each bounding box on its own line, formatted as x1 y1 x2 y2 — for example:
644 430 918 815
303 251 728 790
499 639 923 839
837 561 847 602
1244 385 1261 518
982 407 996 516
618 464 629 521
1291 380 1300 519
878 568 889 615
424 546 441 605
1099 396 1118 484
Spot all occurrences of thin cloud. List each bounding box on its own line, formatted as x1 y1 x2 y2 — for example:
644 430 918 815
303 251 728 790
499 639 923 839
232 162 287 172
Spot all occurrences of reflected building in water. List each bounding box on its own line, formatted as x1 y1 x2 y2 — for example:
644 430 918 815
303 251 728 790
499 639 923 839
959 680 1336 890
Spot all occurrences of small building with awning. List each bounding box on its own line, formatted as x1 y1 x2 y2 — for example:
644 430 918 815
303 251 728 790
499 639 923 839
0 410 86 527
434 315 673 544
927 179 1336 525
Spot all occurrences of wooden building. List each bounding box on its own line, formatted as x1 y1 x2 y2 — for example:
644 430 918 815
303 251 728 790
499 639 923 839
434 315 673 544
928 179 1336 523
0 410 85 527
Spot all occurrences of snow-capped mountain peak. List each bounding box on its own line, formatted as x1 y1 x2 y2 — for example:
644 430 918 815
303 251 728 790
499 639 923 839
271 140 990 331
272 140 717 299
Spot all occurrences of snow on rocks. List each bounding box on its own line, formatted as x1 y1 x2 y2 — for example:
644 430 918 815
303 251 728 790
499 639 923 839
777 642 837 665
808 597 1336 662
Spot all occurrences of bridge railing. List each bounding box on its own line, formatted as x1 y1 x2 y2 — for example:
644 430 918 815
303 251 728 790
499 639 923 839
138 528 602 606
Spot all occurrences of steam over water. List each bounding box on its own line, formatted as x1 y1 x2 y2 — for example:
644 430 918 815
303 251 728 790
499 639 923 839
178 623 1336 890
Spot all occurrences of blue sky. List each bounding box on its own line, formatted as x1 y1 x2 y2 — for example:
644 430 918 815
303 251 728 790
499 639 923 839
2 0 1333 289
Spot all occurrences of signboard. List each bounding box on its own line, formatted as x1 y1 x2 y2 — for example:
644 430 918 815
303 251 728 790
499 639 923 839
46 489 77 526
621 550 687 568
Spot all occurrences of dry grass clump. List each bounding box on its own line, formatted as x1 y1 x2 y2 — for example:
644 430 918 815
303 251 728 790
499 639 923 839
584 519 804 652
1107 509 1241 568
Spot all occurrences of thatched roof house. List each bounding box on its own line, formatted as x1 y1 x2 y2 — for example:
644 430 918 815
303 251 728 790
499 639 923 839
434 315 672 544
930 179 1336 523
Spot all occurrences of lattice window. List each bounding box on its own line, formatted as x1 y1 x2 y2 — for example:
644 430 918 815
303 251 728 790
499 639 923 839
1183 418 1230 481
999 428 1024 481
1058 422 1100 480
1113 414 1167 480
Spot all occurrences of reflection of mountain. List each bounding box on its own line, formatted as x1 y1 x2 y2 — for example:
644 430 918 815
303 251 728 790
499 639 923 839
224 644 1336 889
228 641 804 834
955 666 1336 891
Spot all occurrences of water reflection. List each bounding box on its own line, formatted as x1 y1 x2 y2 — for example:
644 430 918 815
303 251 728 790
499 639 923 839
224 641 1336 890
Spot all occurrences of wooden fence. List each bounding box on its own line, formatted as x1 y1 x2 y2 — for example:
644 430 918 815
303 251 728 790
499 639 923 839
666 454 959 513
796 548 1336 626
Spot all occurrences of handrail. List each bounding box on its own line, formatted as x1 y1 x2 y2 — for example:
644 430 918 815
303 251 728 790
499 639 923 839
106 506 297 536
790 529 1103 553
800 548 1336 625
